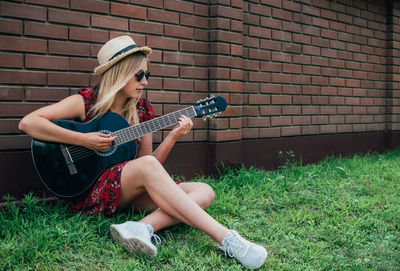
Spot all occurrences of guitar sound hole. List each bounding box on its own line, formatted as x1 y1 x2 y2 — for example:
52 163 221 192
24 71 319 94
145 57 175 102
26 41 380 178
95 129 117 157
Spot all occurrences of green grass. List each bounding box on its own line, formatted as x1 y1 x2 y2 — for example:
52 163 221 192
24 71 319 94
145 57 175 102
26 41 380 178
1 149 400 271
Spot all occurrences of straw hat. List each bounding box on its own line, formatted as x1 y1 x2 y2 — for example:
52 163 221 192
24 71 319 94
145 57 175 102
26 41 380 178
93 35 152 75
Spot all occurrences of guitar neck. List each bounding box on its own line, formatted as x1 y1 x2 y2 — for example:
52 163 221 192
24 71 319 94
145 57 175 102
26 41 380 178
113 106 196 146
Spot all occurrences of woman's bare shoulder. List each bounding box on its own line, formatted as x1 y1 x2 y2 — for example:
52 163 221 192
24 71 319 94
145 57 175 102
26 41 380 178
27 94 86 122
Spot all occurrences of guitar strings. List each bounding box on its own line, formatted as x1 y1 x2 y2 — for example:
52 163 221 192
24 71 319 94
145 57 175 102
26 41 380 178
65 107 197 162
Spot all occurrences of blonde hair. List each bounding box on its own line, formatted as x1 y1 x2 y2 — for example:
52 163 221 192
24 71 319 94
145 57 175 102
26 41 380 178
91 52 150 126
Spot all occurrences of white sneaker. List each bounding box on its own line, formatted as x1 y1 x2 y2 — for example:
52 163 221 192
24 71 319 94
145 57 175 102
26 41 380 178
110 221 161 257
218 230 267 269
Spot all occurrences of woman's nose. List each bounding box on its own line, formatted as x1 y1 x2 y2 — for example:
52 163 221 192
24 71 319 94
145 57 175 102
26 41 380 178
141 76 148 86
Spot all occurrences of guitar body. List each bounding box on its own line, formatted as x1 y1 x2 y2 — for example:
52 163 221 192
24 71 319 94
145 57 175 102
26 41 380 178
31 112 137 200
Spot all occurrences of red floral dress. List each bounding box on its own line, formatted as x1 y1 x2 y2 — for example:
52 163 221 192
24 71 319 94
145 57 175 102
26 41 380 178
66 88 155 216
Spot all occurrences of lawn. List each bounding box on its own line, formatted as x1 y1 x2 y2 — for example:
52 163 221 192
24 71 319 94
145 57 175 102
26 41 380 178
1 149 400 270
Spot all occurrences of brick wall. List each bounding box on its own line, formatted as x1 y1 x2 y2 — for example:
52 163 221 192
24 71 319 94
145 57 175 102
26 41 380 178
1 0 400 150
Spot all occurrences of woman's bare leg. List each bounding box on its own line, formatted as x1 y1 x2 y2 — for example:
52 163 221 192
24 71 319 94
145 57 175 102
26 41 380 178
132 182 215 232
117 155 228 245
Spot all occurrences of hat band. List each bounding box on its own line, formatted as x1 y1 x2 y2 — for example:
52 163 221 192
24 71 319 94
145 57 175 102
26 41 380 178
107 44 138 62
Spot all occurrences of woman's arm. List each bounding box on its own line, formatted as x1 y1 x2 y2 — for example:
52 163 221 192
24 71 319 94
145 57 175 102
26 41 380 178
18 94 116 151
136 115 193 164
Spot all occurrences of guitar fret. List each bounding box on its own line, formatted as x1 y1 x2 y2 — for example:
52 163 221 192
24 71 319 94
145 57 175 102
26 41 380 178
115 106 198 146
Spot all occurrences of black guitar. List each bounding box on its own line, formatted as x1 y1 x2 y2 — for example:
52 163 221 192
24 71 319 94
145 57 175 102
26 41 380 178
31 96 227 200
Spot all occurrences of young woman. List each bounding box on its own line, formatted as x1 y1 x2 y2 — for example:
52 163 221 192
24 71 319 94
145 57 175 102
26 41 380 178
19 36 267 269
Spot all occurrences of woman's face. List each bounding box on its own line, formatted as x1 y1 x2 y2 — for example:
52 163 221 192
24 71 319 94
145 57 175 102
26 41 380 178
121 59 149 99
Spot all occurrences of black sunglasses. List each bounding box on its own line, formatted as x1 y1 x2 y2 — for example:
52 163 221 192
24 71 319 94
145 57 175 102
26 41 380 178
135 70 151 82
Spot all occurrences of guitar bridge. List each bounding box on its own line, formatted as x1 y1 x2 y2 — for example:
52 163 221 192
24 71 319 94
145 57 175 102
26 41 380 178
60 144 78 175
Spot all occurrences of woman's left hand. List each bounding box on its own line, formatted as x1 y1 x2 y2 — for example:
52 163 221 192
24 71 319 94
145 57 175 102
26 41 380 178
168 115 193 141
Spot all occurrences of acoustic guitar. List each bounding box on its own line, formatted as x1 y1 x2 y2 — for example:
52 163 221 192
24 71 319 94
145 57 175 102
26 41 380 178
31 96 227 200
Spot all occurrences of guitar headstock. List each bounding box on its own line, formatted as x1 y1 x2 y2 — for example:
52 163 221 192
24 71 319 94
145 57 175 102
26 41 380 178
194 96 227 120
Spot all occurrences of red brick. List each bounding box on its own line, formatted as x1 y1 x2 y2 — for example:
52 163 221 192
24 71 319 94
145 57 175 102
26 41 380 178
195 3 208 16
129 20 163 35
210 55 242 69
0 53 23 68
69 27 109 43
130 0 163 8
164 0 194 14
260 0 282 8
198 28 210 41
180 14 208 29
147 36 179 51
0 18 22 35
91 15 128 31
329 115 345 124
25 21 68 39
209 118 229 129
271 74 292 84
0 119 21 133
272 7 292 20
320 125 337 134
231 20 243 32
165 25 194 39
150 64 178 77
249 3 271 17
293 96 311 105
282 106 301 115
337 124 352 133
0 70 46 85
25 87 69 101
25 54 69 70
0 103 44 117
71 0 109 14
147 91 179 103
248 117 270 127
25 0 68 8
180 67 208 79
302 106 319 115
164 78 194 91
271 95 291 104
209 130 241 142
260 127 280 138
49 8 90 26
0 2 46 21
282 126 301 136
260 105 281 115
210 17 230 30
0 86 24 101
272 30 292 42
48 72 89 86
180 93 207 104
70 57 98 72
111 3 146 19
0 36 47 53
49 40 90 56
148 9 179 24
320 106 336 114
271 116 291 126
210 5 243 21
163 52 193 65
248 94 270 105
210 30 242 45
312 116 328 124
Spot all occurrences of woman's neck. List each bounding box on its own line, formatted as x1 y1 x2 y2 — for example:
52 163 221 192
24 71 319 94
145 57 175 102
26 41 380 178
111 92 128 115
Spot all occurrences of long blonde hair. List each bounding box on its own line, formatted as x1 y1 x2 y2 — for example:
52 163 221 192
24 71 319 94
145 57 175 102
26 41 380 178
91 52 150 126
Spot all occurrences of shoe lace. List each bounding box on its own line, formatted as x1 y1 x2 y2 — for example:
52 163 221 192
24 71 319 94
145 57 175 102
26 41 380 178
146 225 162 246
221 233 247 258
150 232 162 245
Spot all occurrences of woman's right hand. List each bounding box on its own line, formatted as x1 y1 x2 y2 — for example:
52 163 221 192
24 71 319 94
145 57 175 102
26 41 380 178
81 132 117 151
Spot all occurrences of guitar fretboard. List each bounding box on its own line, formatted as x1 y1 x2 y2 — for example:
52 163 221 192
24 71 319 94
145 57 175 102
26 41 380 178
112 106 196 146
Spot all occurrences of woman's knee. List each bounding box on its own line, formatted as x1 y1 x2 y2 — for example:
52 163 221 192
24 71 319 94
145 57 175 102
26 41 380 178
198 183 215 209
131 155 161 175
